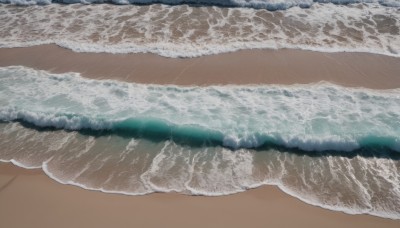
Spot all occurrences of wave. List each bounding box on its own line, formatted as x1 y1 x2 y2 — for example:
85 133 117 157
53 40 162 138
4 110 400 154
1 121 400 219
1 66 400 219
4 40 400 59
1 66 400 153
0 3 399 58
1 0 399 10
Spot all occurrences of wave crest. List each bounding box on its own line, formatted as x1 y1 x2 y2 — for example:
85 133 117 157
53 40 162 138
3 109 400 153
1 66 399 153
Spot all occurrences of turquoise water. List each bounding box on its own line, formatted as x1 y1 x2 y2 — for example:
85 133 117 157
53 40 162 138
0 66 399 219
1 66 400 152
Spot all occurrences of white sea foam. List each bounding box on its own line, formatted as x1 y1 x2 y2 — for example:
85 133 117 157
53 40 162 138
1 0 400 9
1 139 399 219
1 66 400 219
0 3 399 57
1 66 400 152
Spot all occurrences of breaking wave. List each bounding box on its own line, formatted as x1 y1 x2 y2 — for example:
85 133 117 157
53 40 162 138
1 66 400 219
1 66 400 152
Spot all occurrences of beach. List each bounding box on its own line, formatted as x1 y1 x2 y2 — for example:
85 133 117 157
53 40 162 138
1 162 399 228
1 45 400 227
1 45 400 89
1 1 400 226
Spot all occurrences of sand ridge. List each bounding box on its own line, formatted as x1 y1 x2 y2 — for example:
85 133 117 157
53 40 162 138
1 45 400 89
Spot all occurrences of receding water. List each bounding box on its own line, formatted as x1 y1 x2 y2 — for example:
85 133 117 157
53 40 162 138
0 66 399 219
0 3 399 57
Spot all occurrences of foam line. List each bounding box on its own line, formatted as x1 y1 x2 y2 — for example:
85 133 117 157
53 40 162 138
1 158 399 219
0 3 398 58
1 0 399 9
1 66 400 153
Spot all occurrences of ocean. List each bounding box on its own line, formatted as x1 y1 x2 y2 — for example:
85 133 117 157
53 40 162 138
0 0 399 220
0 2 399 57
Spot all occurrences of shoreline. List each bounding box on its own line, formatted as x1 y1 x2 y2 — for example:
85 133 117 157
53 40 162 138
1 45 400 227
1 45 400 89
1 162 399 228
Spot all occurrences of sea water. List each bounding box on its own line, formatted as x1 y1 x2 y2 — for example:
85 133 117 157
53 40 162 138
0 66 399 219
0 3 399 57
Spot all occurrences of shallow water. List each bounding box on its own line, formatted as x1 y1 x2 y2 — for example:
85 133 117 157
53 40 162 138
0 3 399 57
0 66 399 219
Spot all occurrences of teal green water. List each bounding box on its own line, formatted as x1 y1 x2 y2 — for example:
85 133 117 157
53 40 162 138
1 66 400 152
0 66 399 219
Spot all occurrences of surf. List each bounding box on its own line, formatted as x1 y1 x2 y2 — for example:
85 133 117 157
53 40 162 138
1 0 400 10
1 66 400 153
0 3 399 58
1 66 400 219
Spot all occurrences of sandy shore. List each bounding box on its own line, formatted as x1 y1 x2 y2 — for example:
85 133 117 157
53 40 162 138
1 46 400 227
0 162 399 228
1 45 400 89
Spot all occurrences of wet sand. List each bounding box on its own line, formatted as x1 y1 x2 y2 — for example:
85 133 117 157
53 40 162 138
1 46 400 227
0 162 399 228
1 45 400 89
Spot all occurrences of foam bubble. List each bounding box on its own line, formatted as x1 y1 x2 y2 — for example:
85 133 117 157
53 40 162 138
1 0 400 9
1 135 399 219
1 65 400 219
1 66 400 152
0 3 398 57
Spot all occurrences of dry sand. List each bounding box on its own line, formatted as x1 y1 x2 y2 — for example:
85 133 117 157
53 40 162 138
0 162 399 228
1 46 400 227
1 45 400 89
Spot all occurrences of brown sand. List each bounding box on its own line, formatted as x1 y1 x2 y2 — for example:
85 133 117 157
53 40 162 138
1 46 400 227
1 45 400 89
0 162 399 228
